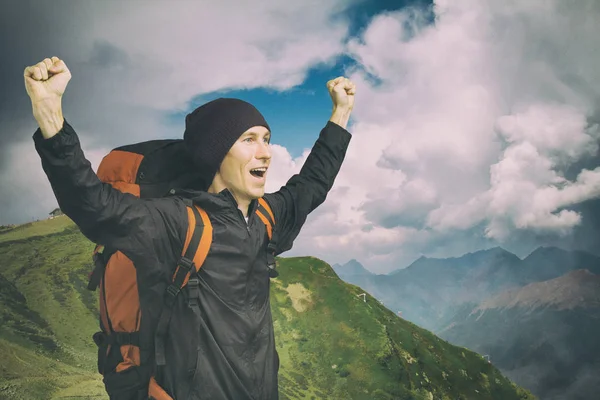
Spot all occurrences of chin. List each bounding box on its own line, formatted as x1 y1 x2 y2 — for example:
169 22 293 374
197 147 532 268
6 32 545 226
250 188 265 199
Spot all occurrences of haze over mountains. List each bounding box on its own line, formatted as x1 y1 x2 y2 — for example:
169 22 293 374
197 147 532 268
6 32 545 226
333 247 600 400
333 246 600 329
474 268 600 311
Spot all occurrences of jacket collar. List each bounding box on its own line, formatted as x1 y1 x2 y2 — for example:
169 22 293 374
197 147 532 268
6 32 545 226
219 188 259 216
171 188 258 216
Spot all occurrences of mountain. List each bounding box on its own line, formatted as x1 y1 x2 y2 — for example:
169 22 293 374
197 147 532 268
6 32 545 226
332 259 382 299
519 246 600 283
475 268 600 311
333 247 600 398
332 259 375 287
438 269 600 400
0 217 105 399
345 247 525 331
339 246 600 332
0 217 534 399
332 259 373 277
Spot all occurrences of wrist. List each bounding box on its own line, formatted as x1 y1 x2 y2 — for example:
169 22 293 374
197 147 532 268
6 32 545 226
33 101 65 139
329 107 352 129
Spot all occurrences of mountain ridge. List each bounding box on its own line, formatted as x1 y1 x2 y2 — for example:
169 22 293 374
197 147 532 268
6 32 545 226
332 258 374 277
439 268 600 400
332 245 600 400
475 269 600 312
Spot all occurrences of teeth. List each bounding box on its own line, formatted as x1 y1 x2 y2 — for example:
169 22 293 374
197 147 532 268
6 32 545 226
251 167 267 172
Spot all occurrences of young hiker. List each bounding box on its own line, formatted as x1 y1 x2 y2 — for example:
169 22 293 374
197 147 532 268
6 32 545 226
25 56 355 400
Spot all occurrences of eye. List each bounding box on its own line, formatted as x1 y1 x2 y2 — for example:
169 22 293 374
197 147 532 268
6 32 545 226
243 137 254 143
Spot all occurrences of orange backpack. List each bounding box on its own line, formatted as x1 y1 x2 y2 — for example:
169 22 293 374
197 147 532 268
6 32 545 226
86 139 276 400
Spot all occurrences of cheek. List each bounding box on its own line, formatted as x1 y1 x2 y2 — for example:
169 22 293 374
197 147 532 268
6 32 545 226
225 160 248 182
219 159 239 182
222 147 254 181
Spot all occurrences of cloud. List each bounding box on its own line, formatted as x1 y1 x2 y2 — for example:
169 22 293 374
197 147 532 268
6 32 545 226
0 0 356 225
3 0 599 274
71 0 353 111
359 178 438 229
277 0 600 272
429 103 600 239
0 131 110 224
482 104 600 239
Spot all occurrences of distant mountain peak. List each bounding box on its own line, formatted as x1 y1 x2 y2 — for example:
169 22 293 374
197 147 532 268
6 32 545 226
476 269 600 312
523 245 595 262
526 245 567 258
401 247 520 273
332 259 373 276
466 246 517 258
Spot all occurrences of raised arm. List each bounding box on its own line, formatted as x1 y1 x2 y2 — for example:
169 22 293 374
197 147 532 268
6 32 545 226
264 77 355 254
25 57 186 258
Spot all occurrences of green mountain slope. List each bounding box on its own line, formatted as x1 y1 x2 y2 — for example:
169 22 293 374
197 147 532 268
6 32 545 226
0 217 534 399
0 216 103 400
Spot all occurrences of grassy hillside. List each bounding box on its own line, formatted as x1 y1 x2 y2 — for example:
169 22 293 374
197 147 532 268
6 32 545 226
0 217 535 399
0 216 75 244
0 216 103 400
271 257 533 399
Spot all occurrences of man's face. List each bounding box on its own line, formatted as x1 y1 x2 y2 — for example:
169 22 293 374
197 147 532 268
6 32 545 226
214 125 271 204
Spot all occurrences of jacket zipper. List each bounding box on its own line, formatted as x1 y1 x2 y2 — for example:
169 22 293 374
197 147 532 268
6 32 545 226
237 208 250 234
223 189 255 234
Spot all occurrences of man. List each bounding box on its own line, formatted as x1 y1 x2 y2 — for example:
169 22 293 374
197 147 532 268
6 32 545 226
25 56 355 399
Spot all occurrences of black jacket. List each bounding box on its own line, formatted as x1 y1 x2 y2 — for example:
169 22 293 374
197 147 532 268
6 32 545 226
33 119 351 399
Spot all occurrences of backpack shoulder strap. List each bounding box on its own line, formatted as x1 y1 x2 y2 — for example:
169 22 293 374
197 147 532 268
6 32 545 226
255 197 278 278
177 203 213 280
255 197 275 240
155 202 212 369
87 244 118 291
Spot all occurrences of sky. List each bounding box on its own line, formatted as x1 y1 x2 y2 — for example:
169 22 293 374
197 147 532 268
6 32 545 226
1 0 599 273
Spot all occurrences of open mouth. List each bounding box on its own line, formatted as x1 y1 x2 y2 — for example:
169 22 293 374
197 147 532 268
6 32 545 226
249 167 267 178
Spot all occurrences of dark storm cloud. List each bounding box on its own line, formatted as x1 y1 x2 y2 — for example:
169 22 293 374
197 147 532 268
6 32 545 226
0 0 356 227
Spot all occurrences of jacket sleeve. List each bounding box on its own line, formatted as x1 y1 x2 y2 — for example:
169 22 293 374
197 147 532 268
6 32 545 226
263 121 351 255
32 119 187 262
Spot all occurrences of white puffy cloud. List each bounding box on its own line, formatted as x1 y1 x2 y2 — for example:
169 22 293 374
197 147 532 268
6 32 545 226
482 104 600 239
279 0 600 273
73 0 353 111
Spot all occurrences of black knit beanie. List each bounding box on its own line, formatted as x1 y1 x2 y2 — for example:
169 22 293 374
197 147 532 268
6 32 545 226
183 98 271 190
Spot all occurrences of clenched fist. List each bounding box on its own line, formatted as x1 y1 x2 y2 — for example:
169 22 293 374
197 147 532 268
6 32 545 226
327 77 356 129
24 57 71 138
327 76 356 111
24 56 71 105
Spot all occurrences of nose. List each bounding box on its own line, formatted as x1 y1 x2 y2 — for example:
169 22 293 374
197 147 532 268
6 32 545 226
256 140 271 160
